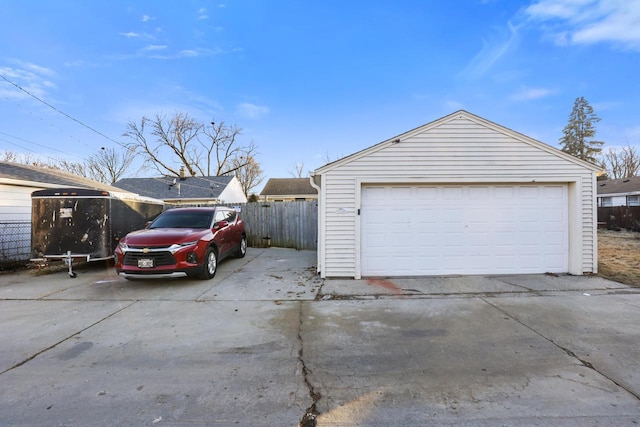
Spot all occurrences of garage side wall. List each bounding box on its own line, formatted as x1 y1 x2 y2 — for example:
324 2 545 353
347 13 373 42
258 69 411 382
0 184 34 222
319 116 597 278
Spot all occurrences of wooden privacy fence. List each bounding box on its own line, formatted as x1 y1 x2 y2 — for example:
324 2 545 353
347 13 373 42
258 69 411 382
224 201 318 250
598 206 640 231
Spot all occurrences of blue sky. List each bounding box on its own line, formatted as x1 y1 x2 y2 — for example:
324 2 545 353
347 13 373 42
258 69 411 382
1 0 639 192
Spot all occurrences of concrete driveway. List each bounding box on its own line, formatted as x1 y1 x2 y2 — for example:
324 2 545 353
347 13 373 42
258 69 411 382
1 248 639 426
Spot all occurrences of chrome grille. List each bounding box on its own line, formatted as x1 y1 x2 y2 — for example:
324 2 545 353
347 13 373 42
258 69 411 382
123 251 176 267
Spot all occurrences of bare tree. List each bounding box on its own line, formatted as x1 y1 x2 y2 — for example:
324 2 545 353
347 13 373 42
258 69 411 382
123 112 203 177
200 121 240 175
85 146 137 184
1 150 89 177
123 112 259 178
231 155 264 195
601 144 640 179
288 161 306 178
1 150 39 163
322 150 344 165
622 144 640 177
55 159 88 177
200 121 258 176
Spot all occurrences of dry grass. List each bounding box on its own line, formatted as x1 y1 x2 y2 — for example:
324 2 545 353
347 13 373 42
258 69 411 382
598 229 640 287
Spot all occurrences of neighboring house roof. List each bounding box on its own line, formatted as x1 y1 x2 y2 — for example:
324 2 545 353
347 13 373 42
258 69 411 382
115 175 240 201
597 176 640 196
0 161 130 193
260 178 318 197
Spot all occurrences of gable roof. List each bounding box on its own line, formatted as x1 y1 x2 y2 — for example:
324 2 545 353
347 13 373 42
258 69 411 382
115 175 235 200
260 178 318 196
0 161 129 193
313 110 602 174
597 176 640 196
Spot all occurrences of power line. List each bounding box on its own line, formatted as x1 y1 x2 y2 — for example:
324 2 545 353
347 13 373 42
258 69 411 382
0 136 84 165
0 74 127 148
0 131 82 158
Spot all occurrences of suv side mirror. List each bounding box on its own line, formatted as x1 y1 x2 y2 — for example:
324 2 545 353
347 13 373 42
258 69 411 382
214 220 229 229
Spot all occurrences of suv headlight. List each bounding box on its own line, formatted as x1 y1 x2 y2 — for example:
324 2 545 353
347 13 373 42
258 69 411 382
168 241 198 253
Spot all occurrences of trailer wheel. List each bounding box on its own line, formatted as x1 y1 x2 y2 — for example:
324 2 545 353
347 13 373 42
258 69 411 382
199 247 217 280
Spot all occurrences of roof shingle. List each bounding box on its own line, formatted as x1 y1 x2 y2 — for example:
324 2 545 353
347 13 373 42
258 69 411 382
115 175 234 200
260 178 317 196
597 176 640 195
0 161 130 193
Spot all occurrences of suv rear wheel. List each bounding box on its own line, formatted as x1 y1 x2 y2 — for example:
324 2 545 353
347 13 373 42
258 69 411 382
236 236 247 258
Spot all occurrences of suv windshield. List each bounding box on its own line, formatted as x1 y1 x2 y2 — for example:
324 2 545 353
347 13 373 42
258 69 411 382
149 211 214 229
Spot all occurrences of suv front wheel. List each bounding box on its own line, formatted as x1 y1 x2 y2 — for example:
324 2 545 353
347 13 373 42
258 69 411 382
199 247 218 280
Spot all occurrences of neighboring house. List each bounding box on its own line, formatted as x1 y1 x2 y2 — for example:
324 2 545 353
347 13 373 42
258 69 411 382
0 161 131 223
260 178 318 201
597 176 640 207
0 161 138 261
311 110 600 279
115 170 247 206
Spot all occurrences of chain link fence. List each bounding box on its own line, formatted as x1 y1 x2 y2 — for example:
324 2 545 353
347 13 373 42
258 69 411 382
0 221 31 268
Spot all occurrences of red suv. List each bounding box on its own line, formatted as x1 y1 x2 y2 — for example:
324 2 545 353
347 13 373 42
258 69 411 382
114 207 246 280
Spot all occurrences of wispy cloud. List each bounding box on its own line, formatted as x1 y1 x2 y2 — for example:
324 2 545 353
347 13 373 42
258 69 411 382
178 49 199 57
143 45 168 52
0 61 57 101
236 103 270 119
141 15 155 22
459 21 520 79
509 87 555 101
139 47 223 60
64 60 84 67
525 0 640 50
198 8 208 20
120 32 141 38
23 62 56 77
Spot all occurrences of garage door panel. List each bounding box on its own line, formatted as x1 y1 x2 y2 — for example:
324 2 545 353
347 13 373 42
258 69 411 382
544 208 565 222
391 187 412 201
443 187 464 199
416 187 438 200
544 186 565 198
469 186 490 199
361 184 568 276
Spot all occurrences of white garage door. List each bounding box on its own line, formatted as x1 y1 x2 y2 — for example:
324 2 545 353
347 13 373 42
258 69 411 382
361 184 568 276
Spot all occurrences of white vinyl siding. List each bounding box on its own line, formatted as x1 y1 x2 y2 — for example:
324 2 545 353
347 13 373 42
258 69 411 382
317 113 598 278
0 184 37 222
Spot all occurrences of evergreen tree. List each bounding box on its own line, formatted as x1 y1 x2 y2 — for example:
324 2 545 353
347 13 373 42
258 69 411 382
559 96 604 164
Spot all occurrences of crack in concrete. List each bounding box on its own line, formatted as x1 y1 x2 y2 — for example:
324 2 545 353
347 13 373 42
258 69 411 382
480 297 640 402
556 345 640 400
297 301 320 427
0 301 137 376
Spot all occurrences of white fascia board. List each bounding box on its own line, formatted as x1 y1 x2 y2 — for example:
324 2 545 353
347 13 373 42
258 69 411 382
0 178 58 188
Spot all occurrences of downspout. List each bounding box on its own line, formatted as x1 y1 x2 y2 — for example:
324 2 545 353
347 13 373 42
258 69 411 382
309 173 323 277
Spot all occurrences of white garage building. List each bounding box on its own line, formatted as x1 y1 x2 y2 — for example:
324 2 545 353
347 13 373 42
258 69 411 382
310 111 600 278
